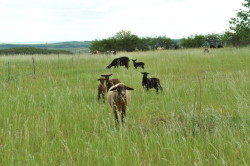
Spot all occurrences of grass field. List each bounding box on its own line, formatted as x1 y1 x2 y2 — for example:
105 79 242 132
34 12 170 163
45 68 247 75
0 47 249 165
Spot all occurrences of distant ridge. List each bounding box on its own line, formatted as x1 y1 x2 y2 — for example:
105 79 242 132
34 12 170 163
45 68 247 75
0 41 92 49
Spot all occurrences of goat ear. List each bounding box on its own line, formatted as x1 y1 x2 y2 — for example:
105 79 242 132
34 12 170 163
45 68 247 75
126 86 134 90
109 87 117 91
109 74 112 76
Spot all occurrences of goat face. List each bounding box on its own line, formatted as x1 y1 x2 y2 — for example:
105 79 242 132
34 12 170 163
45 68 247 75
101 74 112 80
141 72 150 76
106 59 119 69
110 85 134 99
97 78 105 84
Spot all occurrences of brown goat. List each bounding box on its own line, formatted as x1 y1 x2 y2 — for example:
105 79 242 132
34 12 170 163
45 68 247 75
108 83 134 124
204 48 209 53
97 78 106 102
101 74 121 91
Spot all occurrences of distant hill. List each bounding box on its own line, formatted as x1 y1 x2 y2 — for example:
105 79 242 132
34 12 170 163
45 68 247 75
0 41 92 49
0 47 73 55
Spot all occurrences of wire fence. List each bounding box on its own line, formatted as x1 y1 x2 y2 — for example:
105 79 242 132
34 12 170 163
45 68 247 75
0 54 248 84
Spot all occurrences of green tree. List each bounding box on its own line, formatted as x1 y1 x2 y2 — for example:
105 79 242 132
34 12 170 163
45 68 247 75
205 34 223 46
113 30 140 51
89 30 179 52
181 35 206 48
137 37 151 51
89 40 105 52
148 36 177 50
225 0 250 45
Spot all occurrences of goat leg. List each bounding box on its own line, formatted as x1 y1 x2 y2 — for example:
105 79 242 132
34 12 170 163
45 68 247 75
101 94 105 103
156 88 159 94
114 110 119 125
121 108 126 124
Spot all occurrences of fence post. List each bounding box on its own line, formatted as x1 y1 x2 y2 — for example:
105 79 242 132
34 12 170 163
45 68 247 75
32 56 36 78
8 62 10 82
58 54 60 68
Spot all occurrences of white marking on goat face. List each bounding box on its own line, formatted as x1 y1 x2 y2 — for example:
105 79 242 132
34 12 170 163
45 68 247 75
117 86 126 97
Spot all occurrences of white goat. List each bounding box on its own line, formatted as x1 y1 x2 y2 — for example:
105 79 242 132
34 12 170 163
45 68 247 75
107 83 134 124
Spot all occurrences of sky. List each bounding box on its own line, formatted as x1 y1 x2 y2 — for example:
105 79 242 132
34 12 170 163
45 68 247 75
0 0 244 43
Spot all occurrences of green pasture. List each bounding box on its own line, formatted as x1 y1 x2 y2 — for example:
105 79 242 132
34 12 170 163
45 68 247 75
0 47 249 165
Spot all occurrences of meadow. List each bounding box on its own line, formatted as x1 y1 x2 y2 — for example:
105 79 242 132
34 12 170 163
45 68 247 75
0 47 249 165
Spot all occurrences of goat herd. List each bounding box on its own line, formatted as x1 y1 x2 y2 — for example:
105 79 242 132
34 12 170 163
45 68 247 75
97 56 163 125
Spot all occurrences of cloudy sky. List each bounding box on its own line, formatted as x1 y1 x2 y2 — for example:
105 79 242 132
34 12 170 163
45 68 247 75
0 0 244 43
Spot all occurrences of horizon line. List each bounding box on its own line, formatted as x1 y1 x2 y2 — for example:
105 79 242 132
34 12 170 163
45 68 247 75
0 41 93 44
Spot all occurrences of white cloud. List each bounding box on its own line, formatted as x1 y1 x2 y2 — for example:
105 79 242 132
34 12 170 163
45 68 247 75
0 0 245 42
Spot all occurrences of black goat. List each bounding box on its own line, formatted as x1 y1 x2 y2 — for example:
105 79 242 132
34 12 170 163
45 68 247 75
119 57 130 69
106 56 130 69
132 59 145 69
106 58 120 69
217 44 223 48
210 45 216 49
141 72 163 94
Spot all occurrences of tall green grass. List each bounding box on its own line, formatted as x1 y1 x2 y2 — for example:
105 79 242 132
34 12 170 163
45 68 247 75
0 47 249 165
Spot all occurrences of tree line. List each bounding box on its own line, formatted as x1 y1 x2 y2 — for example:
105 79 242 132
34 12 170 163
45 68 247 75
182 0 250 48
90 30 179 52
90 31 228 52
90 0 249 51
0 47 73 55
